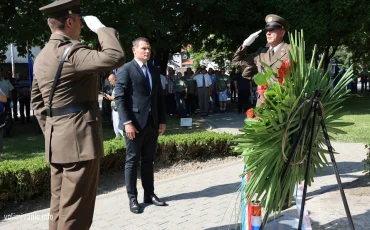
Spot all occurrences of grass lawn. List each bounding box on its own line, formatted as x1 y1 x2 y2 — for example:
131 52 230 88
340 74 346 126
1 115 208 162
330 92 370 143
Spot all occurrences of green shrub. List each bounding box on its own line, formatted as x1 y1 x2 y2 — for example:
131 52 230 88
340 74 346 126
0 132 235 205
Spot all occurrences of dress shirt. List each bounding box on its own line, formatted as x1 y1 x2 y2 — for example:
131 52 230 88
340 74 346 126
134 58 152 90
193 74 212 87
270 42 283 54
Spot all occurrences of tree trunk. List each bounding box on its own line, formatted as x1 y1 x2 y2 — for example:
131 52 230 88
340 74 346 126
153 49 170 75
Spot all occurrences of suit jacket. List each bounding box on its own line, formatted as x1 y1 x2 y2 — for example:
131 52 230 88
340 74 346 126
232 42 291 106
31 27 125 163
114 59 166 131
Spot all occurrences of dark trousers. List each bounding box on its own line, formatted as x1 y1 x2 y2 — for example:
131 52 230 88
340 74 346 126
238 90 251 113
175 92 187 117
19 96 31 122
186 93 196 114
166 93 176 115
3 99 12 136
230 83 236 102
102 97 112 120
361 78 368 92
11 91 18 119
124 117 158 200
49 158 100 230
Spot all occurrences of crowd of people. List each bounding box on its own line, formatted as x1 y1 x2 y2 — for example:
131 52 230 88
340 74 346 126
0 69 32 134
100 65 258 125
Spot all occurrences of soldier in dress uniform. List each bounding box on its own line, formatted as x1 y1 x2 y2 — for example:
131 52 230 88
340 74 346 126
31 0 125 229
232 14 291 107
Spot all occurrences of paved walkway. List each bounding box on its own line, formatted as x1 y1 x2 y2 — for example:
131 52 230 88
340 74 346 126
0 161 244 230
1 141 367 230
1 108 368 229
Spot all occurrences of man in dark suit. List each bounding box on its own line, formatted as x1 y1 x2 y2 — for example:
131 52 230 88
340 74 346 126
115 37 167 214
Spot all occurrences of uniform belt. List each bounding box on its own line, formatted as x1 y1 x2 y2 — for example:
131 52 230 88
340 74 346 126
45 101 99 117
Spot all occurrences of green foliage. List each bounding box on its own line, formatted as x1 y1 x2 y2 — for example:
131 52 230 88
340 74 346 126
1 0 369 70
0 132 235 205
233 30 354 220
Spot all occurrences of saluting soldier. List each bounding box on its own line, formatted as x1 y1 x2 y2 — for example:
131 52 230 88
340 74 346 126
31 0 125 229
232 14 291 107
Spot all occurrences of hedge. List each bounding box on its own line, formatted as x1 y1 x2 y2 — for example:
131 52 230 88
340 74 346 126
0 132 235 205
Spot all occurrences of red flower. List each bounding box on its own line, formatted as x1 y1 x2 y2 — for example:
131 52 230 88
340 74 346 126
257 85 268 96
278 59 292 84
246 108 254 118
246 108 259 120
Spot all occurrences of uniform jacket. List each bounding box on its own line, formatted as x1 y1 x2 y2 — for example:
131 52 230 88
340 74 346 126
31 27 125 163
232 42 291 106
114 59 166 131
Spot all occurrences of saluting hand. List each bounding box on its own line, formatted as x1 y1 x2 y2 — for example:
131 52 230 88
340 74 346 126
83 16 106 33
243 29 262 47
125 123 139 140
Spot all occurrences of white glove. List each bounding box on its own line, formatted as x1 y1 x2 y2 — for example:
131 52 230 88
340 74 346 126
243 30 262 47
83 16 106 33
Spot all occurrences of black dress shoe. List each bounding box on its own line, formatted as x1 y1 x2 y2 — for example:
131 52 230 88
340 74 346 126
143 194 167 206
129 198 143 214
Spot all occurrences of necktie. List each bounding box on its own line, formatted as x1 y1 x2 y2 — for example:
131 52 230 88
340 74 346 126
202 75 206 88
270 48 274 60
143 65 151 92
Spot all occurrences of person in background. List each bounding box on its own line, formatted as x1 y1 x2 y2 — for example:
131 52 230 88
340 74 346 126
229 67 237 103
0 69 14 117
104 73 123 137
235 66 252 114
157 66 168 95
174 72 188 118
208 68 218 112
0 88 7 161
184 68 197 115
9 71 19 121
101 71 113 121
193 66 212 117
0 69 14 137
360 69 368 92
16 72 32 124
216 68 230 113
166 68 177 116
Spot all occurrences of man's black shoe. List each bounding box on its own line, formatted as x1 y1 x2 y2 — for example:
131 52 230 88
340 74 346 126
129 198 143 214
144 194 167 206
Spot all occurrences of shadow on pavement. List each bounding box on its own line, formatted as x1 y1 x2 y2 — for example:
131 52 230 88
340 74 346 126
162 182 240 202
204 223 241 230
315 161 364 178
310 209 370 230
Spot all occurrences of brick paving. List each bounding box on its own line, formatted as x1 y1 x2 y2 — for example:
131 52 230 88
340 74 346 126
0 161 243 230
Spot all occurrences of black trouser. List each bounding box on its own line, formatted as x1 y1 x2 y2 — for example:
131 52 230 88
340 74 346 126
186 93 196 114
175 92 187 117
361 78 368 92
124 116 158 200
166 93 176 115
102 97 112 120
238 90 250 113
4 99 12 136
230 82 236 102
11 90 18 119
19 96 31 122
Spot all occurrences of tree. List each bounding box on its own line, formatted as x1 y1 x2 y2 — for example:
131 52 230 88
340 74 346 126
1 0 369 74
